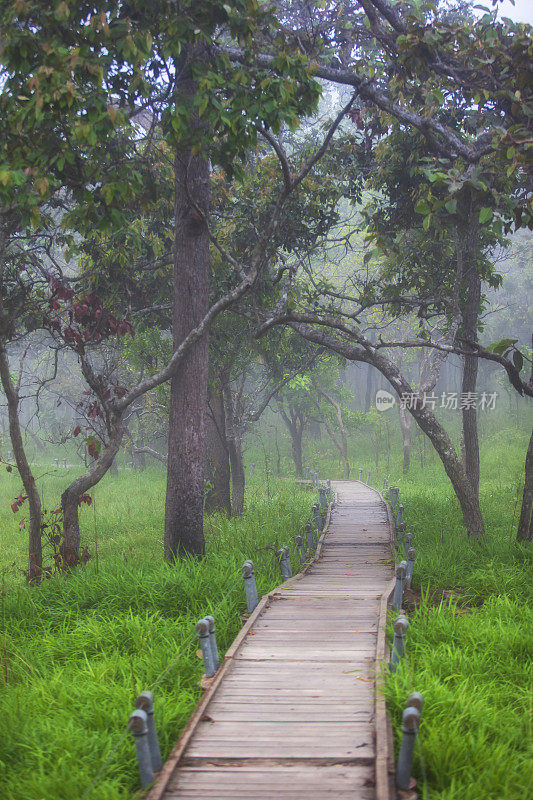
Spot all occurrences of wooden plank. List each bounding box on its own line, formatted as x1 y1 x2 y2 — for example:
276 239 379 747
149 482 395 800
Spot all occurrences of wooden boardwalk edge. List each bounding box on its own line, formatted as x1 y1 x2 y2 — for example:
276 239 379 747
146 499 335 800
146 484 397 800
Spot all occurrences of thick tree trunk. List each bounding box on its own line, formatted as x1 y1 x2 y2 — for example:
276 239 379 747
458 214 481 499
279 406 305 476
61 421 124 566
517 426 533 542
291 428 303 476
319 389 350 479
0 341 42 581
398 405 412 475
364 363 375 411
222 380 245 514
228 436 245 515
274 427 282 476
164 51 210 560
204 387 231 516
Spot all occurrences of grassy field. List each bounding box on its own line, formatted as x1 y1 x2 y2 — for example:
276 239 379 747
0 413 531 799
380 429 533 800
0 472 315 800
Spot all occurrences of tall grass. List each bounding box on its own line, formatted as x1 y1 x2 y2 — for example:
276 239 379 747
0 474 314 800
379 427 533 800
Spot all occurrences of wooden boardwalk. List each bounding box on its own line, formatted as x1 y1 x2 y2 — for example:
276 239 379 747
148 481 396 800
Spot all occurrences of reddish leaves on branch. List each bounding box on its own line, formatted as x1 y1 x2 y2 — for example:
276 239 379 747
73 425 82 437
78 494 92 506
45 278 134 354
11 493 28 513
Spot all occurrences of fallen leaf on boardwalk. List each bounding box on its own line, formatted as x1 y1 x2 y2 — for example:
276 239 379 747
200 674 215 690
248 631 256 635
200 714 214 723
196 649 202 658
356 676 375 683
353 630 360 633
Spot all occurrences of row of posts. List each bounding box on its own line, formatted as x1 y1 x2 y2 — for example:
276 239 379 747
128 691 163 788
129 481 334 787
384 481 424 793
357 467 372 485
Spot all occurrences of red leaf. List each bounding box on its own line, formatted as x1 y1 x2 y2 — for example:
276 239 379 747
11 502 19 513
6 464 12 472
73 426 82 437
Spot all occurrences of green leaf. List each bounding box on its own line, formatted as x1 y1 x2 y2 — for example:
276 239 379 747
488 337 518 355
414 200 430 215
445 199 457 214
479 207 493 224
422 214 431 231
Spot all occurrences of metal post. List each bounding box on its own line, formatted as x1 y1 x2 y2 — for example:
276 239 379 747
205 615 220 671
406 548 417 590
382 478 388 493
195 618 215 678
128 709 154 788
396 504 404 529
135 691 162 772
241 560 258 613
251 462 255 474
407 691 424 714
305 466 309 479
305 521 314 551
296 535 306 564
390 615 409 673
63 458 67 469
277 546 292 580
326 479 332 505
404 532 413 559
318 486 327 513
392 561 407 611
390 486 399 508
358 467 363 481
312 503 322 531
396 704 422 791
366 470 371 485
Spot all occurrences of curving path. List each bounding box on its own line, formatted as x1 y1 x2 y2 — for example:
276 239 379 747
148 480 396 800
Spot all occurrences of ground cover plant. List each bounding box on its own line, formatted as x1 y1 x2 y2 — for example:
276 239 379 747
0 473 314 800
382 428 533 800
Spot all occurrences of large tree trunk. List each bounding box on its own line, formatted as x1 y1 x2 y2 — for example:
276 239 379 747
61 421 124 566
0 341 42 582
317 387 350 478
279 406 305 476
517 426 533 542
458 213 481 499
164 50 210 560
398 405 412 475
204 386 231 516
222 380 245 515
364 363 375 411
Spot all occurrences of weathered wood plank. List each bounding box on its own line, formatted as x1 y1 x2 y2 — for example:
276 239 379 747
147 481 395 800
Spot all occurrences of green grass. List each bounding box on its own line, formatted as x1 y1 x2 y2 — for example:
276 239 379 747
379 428 533 800
0 415 531 800
0 474 315 800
